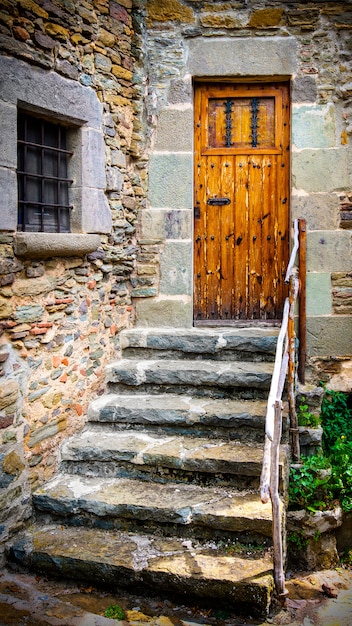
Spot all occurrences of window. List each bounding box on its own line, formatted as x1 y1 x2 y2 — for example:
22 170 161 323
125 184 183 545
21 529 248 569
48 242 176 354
201 84 283 156
0 55 112 248
17 112 73 232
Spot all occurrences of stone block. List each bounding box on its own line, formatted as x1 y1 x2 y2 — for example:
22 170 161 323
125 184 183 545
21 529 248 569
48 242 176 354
147 0 195 24
291 193 339 230
28 416 66 448
0 101 16 168
187 37 297 77
0 167 17 231
168 78 192 105
307 231 351 272
0 380 18 410
2 450 24 478
135 297 192 328
307 316 352 357
55 59 79 81
81 128 106 189
73 189 112 234
149 154 192 209
141 209 192 240
292 76 317 103
332 281 352 315
306 273 332 316
0 296 13 319
132 287 157 297
200 12 247 29
159 241 192 296
331 272 352 288
111 150 127 168
330 11 352 28
14 305 44 323
327 359 352 393
0 56 103 129
292 149 350 193
14 233 101 258
287 8 320 27
155 108 193 151
292 104 336 149
248 8 283 28
106 167 124 193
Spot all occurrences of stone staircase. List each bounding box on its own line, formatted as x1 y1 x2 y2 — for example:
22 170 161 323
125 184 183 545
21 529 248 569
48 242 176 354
9 327 289 617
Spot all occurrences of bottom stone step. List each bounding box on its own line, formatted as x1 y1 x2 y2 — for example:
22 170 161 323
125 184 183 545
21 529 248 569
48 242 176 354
10 525 274 617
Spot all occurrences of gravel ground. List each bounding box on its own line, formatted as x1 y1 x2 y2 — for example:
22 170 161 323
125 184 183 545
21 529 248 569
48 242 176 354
0 565 351 626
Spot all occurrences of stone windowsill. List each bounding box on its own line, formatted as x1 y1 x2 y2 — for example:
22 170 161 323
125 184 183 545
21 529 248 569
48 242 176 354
14 233 101 259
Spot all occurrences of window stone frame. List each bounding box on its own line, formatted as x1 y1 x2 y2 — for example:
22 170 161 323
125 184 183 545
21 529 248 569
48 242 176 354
0 55 111 256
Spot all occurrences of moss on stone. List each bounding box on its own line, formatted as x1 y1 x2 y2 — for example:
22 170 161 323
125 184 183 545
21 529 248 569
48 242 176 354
200 13 243 28
248 8 284 28
147 0 195 25
2 451 25 477
43 22 70 40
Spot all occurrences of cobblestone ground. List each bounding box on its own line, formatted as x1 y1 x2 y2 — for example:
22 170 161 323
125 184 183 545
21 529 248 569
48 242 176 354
0 566 351 626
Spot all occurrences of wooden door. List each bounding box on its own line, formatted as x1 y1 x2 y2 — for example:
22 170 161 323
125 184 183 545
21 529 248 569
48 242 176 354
193 81 290 324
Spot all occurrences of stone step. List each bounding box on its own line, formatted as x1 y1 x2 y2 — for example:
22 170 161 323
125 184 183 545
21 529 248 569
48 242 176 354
33 474 278 541
87 394 269 442
120 327 278 361
60 429 287 490
9 524 274 617
105 359 274 399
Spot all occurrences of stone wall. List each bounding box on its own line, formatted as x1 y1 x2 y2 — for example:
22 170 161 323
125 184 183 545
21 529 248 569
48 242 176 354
133 0 352 385
0 0 146 564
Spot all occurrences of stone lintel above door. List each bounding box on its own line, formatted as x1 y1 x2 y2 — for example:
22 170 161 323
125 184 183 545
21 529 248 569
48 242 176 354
186 36 297 78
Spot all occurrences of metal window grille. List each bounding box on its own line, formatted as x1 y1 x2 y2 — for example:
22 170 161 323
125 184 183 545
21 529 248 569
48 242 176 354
17 112 73 232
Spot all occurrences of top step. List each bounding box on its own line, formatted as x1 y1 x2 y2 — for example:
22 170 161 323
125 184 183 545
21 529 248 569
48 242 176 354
120 328 278 362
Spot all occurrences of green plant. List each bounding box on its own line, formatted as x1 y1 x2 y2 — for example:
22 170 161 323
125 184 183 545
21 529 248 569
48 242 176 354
340 548 352 567
288 454 334 512
297 398 320 428
219 539 267 556
287 531 308 551
329 438 352 511
104 604 125 620
289 388 352 513
321 387 352 452
321 387 352 512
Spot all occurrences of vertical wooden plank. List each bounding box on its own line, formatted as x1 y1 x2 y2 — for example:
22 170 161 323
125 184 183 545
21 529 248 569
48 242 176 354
205 156 222 320
233 155 249 319
261 154 276 318
219 155 235 320
275 84 290 319
193 85 207 321
248 154 263 319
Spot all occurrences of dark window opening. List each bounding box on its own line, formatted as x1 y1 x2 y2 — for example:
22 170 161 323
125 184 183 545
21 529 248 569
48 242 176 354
17 112 73 232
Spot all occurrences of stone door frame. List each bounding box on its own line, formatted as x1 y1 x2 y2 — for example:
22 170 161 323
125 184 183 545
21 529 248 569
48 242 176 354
136 37 297 329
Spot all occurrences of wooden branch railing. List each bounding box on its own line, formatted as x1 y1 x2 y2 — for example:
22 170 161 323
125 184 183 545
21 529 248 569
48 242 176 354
260 218 306 602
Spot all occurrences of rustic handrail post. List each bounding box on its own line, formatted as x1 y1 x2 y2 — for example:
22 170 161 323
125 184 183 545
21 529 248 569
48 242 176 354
270 400 288 601
288 275 300 461
298 219 307 384
261 218 304 601
260 298 289 503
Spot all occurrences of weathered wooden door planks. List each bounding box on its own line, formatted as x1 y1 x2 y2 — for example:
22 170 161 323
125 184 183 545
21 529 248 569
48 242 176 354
194 82 290 323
